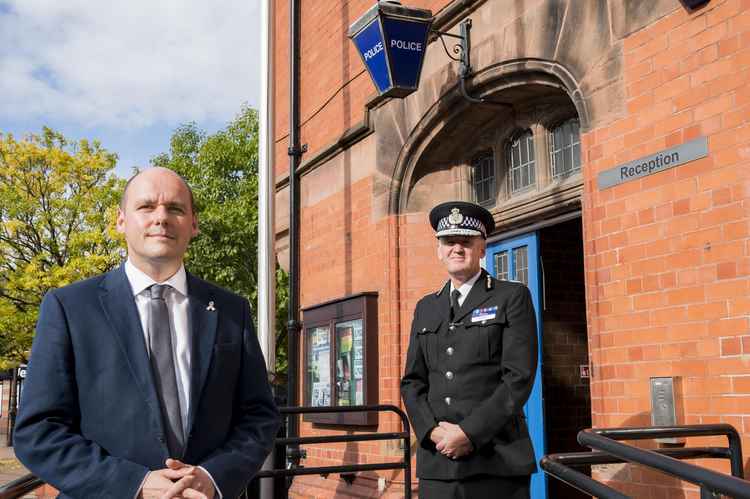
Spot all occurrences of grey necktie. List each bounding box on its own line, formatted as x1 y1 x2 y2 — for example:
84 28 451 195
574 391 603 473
148 284 185 457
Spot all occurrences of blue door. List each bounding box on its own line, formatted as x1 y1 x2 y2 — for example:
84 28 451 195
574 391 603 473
485 232 547 499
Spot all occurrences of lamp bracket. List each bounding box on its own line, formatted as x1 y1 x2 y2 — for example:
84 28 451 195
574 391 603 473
432 19 511 108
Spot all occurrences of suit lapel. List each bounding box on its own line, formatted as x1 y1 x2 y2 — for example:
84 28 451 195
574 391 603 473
454 270 493 324
98 265 163 432
436 280 452 325
186 273 218 436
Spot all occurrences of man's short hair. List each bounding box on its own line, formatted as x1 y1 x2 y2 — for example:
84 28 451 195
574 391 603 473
120 168 196 213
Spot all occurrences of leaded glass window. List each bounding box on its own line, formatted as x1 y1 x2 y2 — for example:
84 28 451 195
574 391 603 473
507 130 536 193
549 118 581 178
472 151 495 206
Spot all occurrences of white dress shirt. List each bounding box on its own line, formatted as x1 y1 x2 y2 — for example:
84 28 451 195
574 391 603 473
449 269 483 307
125 260 191 433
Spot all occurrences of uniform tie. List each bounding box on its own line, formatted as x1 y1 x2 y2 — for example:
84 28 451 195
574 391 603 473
148 284 185 457
450 289 461 322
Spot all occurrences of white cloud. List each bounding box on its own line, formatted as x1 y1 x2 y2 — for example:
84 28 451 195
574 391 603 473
0 0 260 130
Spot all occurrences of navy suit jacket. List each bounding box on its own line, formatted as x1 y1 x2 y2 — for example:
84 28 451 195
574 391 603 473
14 265 280 499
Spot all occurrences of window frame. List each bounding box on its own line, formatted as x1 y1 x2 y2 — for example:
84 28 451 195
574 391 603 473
548 118 582 179
471 149 497 207
506 129 537 195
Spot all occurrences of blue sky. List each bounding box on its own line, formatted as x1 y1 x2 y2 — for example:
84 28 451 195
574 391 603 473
0 0 261 178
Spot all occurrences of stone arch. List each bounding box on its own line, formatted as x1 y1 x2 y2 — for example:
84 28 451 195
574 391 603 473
388 58 590 216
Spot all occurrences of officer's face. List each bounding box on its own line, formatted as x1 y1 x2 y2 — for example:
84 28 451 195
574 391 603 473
437 235 486 279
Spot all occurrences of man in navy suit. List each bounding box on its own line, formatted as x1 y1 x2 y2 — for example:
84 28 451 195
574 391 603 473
14 167 280 498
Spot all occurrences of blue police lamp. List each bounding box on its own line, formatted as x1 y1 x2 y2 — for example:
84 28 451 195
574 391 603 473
348 1 433 99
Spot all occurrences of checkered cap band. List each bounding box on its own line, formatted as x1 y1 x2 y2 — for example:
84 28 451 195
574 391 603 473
436 215 486 238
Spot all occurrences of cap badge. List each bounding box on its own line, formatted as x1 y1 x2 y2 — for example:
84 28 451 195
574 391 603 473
448 208 464 225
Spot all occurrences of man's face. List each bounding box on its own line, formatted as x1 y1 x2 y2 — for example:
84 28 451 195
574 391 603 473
437 235 486 278
116 168 198 270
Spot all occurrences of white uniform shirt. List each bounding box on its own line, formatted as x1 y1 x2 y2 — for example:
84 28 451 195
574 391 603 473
449 269 483 307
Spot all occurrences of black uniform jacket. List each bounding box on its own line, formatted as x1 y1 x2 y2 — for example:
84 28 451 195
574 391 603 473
400 269 538 480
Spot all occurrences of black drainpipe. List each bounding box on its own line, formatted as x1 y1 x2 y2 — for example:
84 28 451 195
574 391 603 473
285 0 304 488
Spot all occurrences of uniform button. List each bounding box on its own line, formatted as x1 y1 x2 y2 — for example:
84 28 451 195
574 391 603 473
444 397 452 405
158 436 165 444
449 325 455 331
422 328 428 332
445 371 454 380
446 347 454 356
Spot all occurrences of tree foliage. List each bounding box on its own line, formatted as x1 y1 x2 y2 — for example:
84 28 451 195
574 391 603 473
0 128 124 368
153 106 288 377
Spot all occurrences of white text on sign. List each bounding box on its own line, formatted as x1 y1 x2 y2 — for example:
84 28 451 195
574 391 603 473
364 41 384 61
391 39 422 51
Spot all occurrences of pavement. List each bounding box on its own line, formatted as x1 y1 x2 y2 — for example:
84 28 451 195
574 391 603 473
0 444 31 487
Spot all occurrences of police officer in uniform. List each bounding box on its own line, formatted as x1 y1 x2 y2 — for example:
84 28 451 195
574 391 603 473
400 201 538 499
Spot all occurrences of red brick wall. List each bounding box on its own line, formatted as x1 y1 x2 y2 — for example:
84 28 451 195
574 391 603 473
583 1 750 495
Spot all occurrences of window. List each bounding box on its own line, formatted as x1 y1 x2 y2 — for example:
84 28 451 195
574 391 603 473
549 118 581 178
472 151 495 206
513 246 529 286
302 292 378 425
494 251 509 281
507 130 536 193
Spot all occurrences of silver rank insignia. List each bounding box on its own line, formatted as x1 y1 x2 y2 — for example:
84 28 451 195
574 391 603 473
448 208 464 226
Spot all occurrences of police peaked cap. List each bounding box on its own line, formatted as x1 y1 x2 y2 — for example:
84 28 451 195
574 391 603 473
429 201 495 239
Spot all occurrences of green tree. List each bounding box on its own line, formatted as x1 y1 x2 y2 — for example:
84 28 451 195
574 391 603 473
0 128 124 368
153 106 289 378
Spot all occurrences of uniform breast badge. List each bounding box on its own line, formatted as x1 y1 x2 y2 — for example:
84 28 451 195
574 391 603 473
471 306 498 323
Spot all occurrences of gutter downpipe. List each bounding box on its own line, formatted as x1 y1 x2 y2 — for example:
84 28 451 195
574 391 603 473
258 0 277 497
286 0 304 487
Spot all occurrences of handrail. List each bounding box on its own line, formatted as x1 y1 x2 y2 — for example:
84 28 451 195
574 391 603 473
541 447 732 498
0 473 44 499
541 424 750 498
579 427 750 498
539 456 628 499
256 404 412 498
589 423 744 478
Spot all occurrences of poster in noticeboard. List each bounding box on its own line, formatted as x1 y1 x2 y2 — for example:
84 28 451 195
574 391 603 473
335 319 363 407
306 326 331 407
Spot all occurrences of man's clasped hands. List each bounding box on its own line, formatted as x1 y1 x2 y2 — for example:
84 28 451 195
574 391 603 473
139 459 216 499
430 421 474 460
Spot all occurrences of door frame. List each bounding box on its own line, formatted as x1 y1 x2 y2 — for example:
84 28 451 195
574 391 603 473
485 231 548 499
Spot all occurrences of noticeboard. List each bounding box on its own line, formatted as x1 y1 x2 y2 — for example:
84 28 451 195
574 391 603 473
302 293 379 426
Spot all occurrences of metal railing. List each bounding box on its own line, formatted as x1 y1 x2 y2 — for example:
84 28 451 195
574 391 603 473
0 473 43 499
1 404 412 499
541 424 750 498
256 404 412 498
